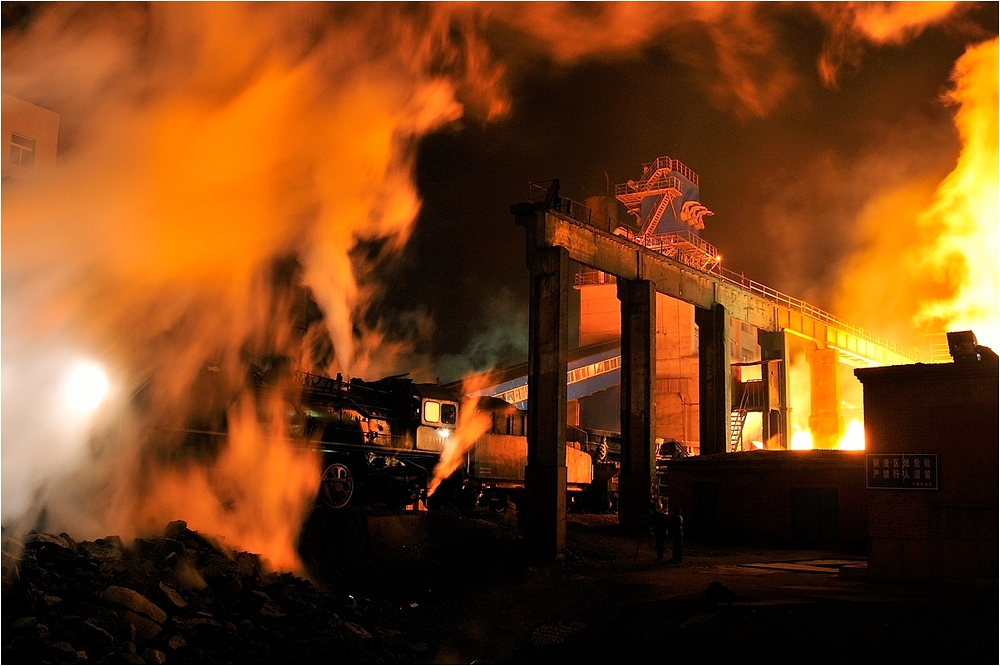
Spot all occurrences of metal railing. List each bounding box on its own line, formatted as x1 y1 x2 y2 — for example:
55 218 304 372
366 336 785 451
703 263 917 359
635 155 699 188
574 270 616 287
525 182 618 233
618 228 722 262
615 174 684 199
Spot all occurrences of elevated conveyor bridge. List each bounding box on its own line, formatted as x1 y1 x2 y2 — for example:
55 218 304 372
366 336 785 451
527 182 916 367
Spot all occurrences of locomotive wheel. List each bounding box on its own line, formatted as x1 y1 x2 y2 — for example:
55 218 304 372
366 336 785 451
320 463 354 509
596 441 609 463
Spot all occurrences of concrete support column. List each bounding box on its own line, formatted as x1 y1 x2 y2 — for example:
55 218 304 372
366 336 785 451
695 303 730 456
808 347 843 449
524 244 569 559
758 330 791 449
617 279 657 531
567 399 581 427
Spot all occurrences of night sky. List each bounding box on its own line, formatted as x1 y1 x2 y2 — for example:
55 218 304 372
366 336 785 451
376 3 998 374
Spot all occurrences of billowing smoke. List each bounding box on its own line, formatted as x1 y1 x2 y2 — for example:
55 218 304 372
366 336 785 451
912 38 999 346
490 2 799 118
435 289 528 383
816 1 971 86
1 3 505 568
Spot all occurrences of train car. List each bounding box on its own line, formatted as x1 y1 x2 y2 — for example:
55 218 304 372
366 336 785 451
427 397 600 512
174 363 609 512
295 372 461 509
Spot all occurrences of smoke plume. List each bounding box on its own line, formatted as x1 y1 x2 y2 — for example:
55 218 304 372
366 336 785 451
816 2 970 86
1 3 504 568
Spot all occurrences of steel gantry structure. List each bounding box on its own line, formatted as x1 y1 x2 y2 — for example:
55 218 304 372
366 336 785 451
511 178 916 559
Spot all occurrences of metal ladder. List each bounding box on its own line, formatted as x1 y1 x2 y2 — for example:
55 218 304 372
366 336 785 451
729 389 750 452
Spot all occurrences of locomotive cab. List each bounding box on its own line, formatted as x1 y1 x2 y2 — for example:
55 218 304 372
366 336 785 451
414 386 460 453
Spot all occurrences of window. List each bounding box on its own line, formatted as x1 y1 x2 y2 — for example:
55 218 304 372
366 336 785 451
423 400 440 423
9 134 35 168
441 403 457 425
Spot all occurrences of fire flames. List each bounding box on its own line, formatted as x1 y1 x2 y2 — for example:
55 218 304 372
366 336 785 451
832 37 999 351
912 38 999 347
426 375 493 499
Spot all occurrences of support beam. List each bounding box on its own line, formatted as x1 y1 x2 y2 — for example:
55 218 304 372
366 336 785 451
524 244 570 559
528 210 915 366
695 303 730 456
618 278 656 531
808 347 843 449
758 330 791 449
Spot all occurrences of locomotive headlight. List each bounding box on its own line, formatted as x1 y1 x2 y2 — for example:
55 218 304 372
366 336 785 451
64 362 109 415
437 428 452 439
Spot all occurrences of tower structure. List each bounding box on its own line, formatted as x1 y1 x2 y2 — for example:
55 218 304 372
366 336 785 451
575 157 763 454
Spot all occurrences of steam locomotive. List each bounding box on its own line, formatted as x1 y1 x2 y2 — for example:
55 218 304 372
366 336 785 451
170 361 618 512
293 372 604 512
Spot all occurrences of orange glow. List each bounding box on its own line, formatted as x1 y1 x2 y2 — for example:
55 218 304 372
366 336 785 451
913 39 1000 348
1 3 506 568
790 419 865 451
838 419 866 451
427 375 493 498
831 38 999 356
787 353 867 451
790 427 814 451
127 392 321 573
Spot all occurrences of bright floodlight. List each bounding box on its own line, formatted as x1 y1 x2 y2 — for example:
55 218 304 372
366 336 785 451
65 363 109 414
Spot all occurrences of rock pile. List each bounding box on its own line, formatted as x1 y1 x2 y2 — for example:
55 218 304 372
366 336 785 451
2 521 421 664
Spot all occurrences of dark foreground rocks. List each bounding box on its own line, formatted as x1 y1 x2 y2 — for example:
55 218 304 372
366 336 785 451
1 522 419 664
5 512 996 664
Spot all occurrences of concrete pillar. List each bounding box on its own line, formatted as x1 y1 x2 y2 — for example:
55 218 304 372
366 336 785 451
808 347 843 449
617 278 656 531
567 399 581 427
524 244 569 559
695 303 730 456
758 330 791 449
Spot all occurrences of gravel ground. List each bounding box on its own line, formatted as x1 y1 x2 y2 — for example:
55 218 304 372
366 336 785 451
4 510 995 664
305 510 998 664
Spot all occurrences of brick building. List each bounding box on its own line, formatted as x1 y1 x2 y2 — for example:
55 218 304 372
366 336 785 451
855 348 999 583
666 450 868 548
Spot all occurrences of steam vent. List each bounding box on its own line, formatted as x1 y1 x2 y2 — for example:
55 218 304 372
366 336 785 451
3 4 997 664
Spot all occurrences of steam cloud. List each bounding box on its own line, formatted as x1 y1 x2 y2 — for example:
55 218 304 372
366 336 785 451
1 3 504 567
816 1 970 86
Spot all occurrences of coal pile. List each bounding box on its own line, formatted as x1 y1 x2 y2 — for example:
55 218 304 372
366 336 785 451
2 521 421 664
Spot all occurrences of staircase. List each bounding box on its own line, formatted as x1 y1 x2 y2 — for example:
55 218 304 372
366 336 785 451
729 387 751 452
729 410 748 452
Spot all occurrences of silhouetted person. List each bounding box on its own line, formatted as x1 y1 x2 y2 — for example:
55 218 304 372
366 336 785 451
667 508 684 563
